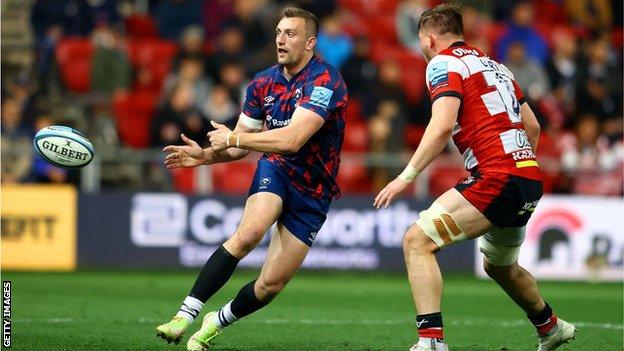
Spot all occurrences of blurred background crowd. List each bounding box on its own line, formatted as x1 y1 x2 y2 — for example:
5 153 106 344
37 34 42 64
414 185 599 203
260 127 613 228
1 0 622 197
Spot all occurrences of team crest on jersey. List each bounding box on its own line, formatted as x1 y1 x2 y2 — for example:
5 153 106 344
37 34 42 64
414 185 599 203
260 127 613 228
427 61 449 91
264 96 275 107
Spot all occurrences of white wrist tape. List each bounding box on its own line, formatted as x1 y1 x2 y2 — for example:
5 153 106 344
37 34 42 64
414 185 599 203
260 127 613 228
236 133 241 148
225 131 232 147
398 164 420 183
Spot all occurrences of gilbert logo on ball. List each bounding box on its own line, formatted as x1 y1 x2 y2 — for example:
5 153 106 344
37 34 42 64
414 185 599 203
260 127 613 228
33 125 94 168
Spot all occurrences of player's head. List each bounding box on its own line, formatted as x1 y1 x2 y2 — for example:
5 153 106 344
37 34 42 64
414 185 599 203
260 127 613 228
417 3 464 62
275 7 318 66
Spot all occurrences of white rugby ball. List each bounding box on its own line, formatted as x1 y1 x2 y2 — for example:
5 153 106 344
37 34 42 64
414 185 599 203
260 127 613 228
33 125 94 168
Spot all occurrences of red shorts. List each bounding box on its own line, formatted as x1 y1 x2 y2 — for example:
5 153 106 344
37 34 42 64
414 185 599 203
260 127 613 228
454 170 543 228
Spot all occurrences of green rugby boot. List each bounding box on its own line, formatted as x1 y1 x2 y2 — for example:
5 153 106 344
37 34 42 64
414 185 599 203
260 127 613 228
156 316 190 345
187 311 222 351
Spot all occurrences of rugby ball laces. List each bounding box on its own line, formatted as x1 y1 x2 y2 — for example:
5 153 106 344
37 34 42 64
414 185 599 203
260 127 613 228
33 125 95 168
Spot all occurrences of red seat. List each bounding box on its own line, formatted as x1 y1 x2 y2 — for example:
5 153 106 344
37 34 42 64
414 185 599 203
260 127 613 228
56 39 94 92
170 168 196 194
428 164 468 197
112 91 158 148
369 15 399 45
343 121 368 152
345 98 364 123
404 125 425 149
125 14 158 39
337 159 371 194
128 39 177 90
212 162 256 195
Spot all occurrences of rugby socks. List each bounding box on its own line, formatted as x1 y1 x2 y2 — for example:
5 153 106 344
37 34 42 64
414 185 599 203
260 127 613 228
529 303 558 337
416 312 445 346
176 245 240 324
214 279 269 329
176 296 204 324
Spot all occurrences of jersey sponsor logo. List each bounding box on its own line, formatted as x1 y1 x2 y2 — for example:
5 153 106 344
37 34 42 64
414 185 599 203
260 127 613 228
427 61 449 91
309 86 333 108
452 48 479 56
500 129 532 154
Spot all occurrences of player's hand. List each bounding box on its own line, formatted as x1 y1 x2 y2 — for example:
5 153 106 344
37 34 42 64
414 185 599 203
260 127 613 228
208 121 232 151
373 177 410 209
163 134 207 169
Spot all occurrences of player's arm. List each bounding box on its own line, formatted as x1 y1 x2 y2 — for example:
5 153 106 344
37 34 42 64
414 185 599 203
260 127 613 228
374 96 460 209
163 113 262 169
209 106 324 155
520 102 540 152
206 115 261 163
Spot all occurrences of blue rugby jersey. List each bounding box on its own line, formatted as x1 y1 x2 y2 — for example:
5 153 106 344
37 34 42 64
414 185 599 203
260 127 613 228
242 55 348 199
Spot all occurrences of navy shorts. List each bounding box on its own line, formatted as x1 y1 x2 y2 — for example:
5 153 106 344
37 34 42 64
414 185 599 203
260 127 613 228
248 159 332 246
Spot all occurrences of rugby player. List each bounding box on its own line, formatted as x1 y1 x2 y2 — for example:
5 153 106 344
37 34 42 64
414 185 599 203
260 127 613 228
156 7 347 351
374 4 576 351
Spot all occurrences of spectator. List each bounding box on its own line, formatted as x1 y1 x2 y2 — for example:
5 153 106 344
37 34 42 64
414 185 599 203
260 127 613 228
364 59 409 122
396 0 429 53
156 0 203 41
218 61 248 106
30 0 94 39
1 97 33 183
162 57 212 116
340 35 378 102
89 0 121 27
151 83 209 147
504 41 550 101
202 0 234 42
576 38 622 122
204 85 238 129
368 100 407 190
560 114 622 195
91 25 131 95
224 0 268 55
564 0 613 35
545 28 579 117
206 26 245 80
496 1 548 64
171 26 209 72
316 13 353 69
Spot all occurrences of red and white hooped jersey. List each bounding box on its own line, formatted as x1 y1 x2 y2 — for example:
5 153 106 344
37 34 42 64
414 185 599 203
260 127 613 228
425 41 542 181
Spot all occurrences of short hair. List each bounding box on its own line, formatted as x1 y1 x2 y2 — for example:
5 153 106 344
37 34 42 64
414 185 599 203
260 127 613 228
281 7 319 37
417 3 464 36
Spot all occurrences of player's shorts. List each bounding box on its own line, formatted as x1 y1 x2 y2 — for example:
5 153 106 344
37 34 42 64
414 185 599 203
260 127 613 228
454 170 543 228
249 159 331 246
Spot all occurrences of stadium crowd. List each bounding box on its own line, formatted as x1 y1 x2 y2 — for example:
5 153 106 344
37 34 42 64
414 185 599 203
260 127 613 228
1 0 623 196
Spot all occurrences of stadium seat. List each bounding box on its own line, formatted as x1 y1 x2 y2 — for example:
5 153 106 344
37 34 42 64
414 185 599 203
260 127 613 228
428 164 468 197
55 38 94 92
170 167 196 194
112 91 158 148
128 39 178 89
125 14 158 39
345 98 364 123
212 162 256 195
404 125 425 149
337 159 372 194
369 15 399 45
343 121 368 152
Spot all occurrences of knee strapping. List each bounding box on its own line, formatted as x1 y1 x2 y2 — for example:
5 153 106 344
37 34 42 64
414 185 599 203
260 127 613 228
478 236 520 266
415 202 468 249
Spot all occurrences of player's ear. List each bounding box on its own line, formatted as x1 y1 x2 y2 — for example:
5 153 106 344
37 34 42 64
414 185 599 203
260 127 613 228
306 36 317 51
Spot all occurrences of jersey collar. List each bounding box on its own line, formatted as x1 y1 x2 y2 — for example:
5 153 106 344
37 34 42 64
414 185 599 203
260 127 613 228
277 55 318 84
449 41 466 48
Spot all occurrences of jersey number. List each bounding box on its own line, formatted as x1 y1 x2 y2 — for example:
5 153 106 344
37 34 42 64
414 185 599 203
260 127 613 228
480 70 521 123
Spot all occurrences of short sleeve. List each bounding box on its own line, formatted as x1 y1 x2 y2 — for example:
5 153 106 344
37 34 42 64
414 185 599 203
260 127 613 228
512 80 526 105
242 79 263 120
425 55 467 103
299 68 348 120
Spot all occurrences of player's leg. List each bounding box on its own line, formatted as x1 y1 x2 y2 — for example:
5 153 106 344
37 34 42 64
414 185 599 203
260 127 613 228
156 192 282 344
186 223 310 350
480 229 577 351
404 188 492 351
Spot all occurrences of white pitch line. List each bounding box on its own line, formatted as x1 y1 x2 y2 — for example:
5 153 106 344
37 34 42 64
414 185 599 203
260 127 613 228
13 317 621 331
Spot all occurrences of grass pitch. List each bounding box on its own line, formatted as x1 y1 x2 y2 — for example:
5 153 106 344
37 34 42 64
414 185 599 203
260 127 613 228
3 270 622 351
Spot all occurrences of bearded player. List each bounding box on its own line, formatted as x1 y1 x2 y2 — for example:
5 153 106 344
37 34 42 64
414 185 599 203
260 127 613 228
156 7 347 351
374 4 576 351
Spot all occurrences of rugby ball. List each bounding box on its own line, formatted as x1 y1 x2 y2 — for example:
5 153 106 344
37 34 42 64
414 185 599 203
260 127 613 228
33 125 94 168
